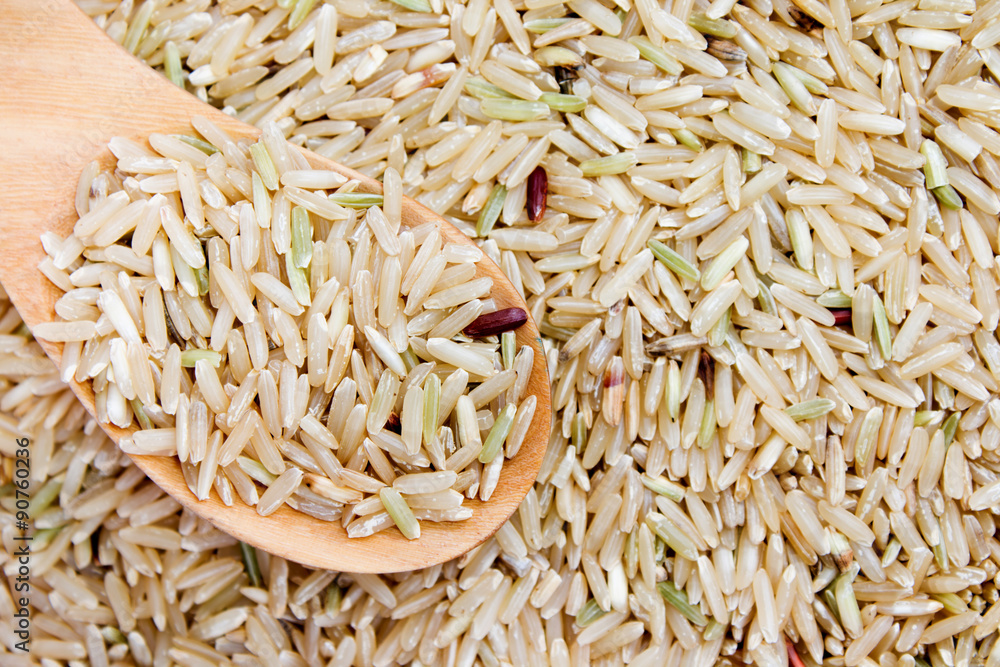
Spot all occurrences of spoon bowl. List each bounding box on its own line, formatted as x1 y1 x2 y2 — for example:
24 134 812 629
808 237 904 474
0 0 550 573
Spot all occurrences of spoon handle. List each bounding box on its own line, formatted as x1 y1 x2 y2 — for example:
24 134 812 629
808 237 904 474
1 0 199 158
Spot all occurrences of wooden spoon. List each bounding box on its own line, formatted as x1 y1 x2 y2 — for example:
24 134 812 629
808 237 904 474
0 0 550 574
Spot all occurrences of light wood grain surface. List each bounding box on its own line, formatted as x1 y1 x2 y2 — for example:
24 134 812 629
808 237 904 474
0 0 551 573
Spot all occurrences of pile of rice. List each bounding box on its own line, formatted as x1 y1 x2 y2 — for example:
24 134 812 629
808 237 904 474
3 0 1000 664
35 119 539 540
